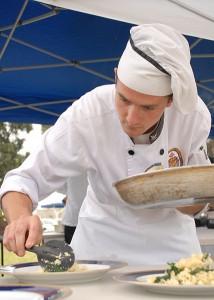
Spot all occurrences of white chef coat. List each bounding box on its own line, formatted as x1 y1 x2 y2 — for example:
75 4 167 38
57 175 88 227
0 84 211 266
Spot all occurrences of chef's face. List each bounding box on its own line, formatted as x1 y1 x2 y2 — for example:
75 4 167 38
115 71 173 138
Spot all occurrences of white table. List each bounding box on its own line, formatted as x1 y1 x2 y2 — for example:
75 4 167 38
0 264 210 300
196 227 214 257
196 227 214 246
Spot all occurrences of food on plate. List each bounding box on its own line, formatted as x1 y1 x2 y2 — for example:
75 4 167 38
36 243 88 273
38 261 88 273
67 261 88 272
147 253 214 285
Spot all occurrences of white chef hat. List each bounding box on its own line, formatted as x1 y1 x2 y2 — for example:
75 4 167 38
117 23 198 114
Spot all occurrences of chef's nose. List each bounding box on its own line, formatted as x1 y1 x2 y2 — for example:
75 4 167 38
126 105 142 124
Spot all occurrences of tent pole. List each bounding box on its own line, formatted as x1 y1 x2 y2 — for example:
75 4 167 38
168 0 214 22
0 0 28 60
0 11 59 32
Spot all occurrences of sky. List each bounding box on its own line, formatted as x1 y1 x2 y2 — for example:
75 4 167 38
19 124 43 155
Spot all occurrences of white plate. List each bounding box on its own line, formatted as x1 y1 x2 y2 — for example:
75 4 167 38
114 270 214 296
0 283 71 300
0 291 43 300
0 260 127 285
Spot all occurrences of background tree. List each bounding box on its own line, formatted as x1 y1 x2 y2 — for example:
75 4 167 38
207 139 214 158
41 124 51 134
0 122 33 185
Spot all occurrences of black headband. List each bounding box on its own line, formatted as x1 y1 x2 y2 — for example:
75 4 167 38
129 36 171 76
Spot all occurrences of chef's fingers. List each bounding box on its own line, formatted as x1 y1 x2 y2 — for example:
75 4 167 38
3 217 26 256
25 215 43 249
3 215 42 256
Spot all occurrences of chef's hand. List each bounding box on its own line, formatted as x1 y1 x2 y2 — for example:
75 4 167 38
3 214 43 256
1 191 43 256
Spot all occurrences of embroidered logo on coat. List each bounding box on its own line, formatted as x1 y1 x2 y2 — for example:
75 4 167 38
168 148 183 167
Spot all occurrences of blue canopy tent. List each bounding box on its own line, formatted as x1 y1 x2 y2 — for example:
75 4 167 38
0 0 214 138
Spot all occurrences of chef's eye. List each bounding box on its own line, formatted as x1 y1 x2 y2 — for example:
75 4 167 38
141 106 156 111
120 96 129 104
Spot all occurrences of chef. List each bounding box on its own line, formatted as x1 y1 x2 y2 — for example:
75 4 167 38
0 23 211 266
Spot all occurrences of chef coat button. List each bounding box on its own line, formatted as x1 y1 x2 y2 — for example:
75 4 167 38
128 150 135 155
160 149 164 155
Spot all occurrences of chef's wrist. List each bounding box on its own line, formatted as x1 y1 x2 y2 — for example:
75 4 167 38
176 204 209 217
193 204 209 219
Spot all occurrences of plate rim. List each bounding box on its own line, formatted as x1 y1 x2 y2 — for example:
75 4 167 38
113 164 214 205
0 259 127 275
113 269 214 295
0 283 72 299
0 290 44 300
113 165 214 185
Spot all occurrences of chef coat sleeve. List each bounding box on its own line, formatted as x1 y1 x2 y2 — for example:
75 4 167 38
0 103 89 210
187 98 211 165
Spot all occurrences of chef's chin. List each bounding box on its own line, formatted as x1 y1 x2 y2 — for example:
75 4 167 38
123 128 143 138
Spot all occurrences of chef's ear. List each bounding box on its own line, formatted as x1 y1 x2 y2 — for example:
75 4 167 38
114 68 118 84
167 94 173 107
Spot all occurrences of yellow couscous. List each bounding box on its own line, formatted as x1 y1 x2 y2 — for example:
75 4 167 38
147 253 214 285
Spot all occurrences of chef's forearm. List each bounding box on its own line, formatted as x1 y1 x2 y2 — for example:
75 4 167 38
1 191 33 224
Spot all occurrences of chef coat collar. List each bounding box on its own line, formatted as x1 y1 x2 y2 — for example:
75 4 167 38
149 113 164 143
130 113 164 144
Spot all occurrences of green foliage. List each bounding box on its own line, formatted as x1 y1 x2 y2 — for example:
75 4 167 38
0 209 4 222
0 122 33 185
3 246 38 265
41 124 51 134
